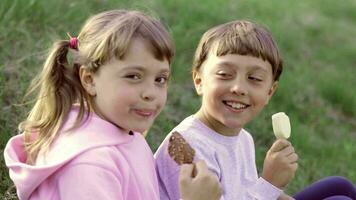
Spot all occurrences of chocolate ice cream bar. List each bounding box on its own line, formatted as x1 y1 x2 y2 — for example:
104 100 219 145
168 131 195 165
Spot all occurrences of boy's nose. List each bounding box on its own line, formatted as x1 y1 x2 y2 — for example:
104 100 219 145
230 80 248 96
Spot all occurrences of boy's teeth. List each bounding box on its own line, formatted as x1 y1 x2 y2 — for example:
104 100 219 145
226 101 247 109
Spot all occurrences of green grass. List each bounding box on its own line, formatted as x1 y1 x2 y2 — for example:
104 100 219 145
1 0 355 198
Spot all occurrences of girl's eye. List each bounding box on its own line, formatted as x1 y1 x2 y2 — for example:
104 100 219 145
155 76 169 85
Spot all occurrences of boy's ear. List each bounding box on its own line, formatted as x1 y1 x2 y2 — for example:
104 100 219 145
79 66 97 96
265 81 279 105
193 71 203 95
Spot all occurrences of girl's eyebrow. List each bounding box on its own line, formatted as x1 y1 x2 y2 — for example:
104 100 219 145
123 65 170 73
159 68 171 74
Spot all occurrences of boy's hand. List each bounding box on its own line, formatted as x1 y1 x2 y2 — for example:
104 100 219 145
262 139 298 188
277 192 295 200
179 160 222 200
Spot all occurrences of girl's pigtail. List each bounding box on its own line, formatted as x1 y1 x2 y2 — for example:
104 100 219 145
22 40 84 164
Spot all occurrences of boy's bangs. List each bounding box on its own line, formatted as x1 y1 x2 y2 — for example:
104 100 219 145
213 29 280 72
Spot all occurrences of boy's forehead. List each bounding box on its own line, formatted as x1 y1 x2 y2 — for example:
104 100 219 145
204 53 272 72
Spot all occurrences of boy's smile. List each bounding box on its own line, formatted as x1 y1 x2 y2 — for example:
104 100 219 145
194 53 278 136
224 100 250 112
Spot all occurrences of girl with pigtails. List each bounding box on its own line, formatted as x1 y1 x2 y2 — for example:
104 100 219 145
4 10 221 200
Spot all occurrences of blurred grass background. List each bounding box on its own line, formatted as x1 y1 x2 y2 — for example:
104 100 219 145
1 0 355 198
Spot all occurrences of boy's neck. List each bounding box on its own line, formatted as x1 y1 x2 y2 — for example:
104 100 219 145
195 109 241 137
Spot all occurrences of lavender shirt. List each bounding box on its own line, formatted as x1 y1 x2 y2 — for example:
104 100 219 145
154 115 282 200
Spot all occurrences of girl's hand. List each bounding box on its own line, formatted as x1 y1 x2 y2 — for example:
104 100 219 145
277 192 295 200
262 139 299 188
179 160 222 200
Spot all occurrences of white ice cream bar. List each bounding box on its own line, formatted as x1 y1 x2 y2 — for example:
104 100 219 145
272 112 291 139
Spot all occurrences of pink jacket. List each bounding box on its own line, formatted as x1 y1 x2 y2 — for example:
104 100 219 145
4 108 160 200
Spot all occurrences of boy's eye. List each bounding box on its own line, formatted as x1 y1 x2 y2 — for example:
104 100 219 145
216 71 232 79
125 74 141 80
248 76 263 82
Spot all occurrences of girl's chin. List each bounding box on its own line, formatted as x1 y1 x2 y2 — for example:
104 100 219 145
128 124 152 134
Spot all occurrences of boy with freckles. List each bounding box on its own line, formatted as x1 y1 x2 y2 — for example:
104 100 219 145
155 20 298 200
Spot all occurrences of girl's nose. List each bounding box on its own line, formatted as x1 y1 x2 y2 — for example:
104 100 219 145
141 85 156 101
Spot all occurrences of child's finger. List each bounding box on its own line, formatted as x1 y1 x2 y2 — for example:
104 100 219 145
194 160 222 197
287 153 299 163
194 160 209 177
270 139 291 152
289 162 298 171
194 160 220 183
280 145 295 156
180 164 195 181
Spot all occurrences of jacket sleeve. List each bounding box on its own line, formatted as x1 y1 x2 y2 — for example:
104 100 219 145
57 164 123 200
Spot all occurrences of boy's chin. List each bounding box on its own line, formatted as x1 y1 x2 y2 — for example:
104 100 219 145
221 119 245 130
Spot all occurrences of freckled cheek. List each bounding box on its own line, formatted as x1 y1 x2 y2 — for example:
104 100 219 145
252 93 270 105
120 88 138 97
113 88 141 106
209 85 225 98
159 89 168 105
118 88 137 98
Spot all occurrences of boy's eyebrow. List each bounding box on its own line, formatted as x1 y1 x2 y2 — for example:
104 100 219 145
217 61 236 68
122 65 143 71
218 61 269 72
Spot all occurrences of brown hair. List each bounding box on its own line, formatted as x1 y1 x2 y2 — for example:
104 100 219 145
20 9 175 164
192 20 283 81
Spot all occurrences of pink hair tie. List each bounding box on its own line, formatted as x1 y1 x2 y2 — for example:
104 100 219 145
69 37 78 50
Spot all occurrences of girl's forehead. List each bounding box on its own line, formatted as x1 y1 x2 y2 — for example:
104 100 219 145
101 43 170 74
121 38 168 63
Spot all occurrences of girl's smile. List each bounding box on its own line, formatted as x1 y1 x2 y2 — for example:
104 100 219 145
131 108 157 118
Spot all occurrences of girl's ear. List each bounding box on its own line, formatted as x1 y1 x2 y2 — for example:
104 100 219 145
265 81 278 105
193 71 203 95
79 66 97 96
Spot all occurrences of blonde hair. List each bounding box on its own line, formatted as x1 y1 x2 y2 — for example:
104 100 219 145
192 20 283 81
20 9 175 164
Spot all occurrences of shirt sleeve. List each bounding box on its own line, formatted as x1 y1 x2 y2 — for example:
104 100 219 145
155 140 181 200
155 133 221 200
246 177 283 200
57 164 123 200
